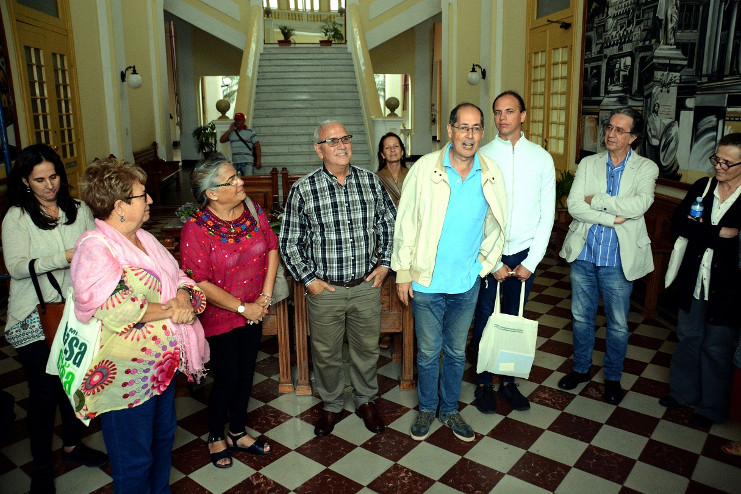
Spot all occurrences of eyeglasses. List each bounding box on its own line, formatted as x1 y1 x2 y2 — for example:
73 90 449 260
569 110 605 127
212 175 241 188
709 154 741 170
317 135 353 147
451 125 484 135
126 190 151 200
604 124 632 136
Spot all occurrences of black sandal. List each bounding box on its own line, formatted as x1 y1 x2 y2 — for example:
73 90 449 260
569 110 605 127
227 430 271 456
207 436 233 468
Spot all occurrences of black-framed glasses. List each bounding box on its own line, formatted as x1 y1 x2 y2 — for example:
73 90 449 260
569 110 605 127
709 154 741 170
316 135 353 147
604 124 631 136
451 124 484 135
212 175 241 188
126 190 151 200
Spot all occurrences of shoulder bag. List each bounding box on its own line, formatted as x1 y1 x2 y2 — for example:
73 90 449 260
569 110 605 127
45 234 114 424
477 281 538 379
29 259 65 348
665 179 713 288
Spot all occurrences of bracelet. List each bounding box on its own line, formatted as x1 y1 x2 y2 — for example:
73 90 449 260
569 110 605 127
260 291 272 300
178 286 194 304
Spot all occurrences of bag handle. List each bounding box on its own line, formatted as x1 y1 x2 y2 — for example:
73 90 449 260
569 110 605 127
28 259 64 313
492 280 527 318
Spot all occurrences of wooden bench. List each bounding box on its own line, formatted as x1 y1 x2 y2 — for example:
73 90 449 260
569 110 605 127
242 168 280 213
292 273 416 395
133 142 181 204
280 167 305 209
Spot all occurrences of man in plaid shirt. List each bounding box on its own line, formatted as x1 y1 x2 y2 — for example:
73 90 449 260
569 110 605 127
279 120 396 437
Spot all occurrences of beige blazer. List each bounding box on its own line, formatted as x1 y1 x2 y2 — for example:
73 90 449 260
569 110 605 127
559 151 659 281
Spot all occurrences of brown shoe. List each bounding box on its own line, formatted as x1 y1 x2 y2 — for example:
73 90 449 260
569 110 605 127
356 402 385 434
379 335 391 349
314 410 341 436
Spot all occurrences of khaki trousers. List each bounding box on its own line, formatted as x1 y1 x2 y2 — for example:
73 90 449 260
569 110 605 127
306 281 381 412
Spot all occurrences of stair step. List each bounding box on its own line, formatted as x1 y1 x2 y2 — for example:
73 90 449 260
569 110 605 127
254 46 372 171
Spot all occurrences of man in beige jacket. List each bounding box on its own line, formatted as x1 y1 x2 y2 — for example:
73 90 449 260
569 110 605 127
558 107 658 405
392 103 506 442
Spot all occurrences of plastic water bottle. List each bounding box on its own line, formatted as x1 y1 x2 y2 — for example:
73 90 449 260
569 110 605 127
690 197 704 219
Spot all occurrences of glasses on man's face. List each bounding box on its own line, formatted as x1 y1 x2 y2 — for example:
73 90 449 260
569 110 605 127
604 124 631 136
126 190 151 200
709 154 741 170
451 124 484 135
212 175 242 189
317 135 353 147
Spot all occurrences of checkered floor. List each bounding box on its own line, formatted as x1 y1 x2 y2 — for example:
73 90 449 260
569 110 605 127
2 168 741 493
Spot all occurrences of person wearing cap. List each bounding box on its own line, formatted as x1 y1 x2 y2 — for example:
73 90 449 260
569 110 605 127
219 112 262 176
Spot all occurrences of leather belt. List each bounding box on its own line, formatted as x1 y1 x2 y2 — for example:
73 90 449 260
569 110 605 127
327 276 367 288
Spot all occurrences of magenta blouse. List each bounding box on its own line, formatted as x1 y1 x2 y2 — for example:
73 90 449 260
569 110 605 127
180 200 278 337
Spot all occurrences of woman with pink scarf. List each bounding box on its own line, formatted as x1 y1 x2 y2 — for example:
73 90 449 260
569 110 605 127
71 158 209 493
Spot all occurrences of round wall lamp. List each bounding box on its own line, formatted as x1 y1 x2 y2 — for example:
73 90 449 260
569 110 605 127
467 63 486 85
120 65 143 89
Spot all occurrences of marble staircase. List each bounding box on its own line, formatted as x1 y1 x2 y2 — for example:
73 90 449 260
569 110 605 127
252 45 371 175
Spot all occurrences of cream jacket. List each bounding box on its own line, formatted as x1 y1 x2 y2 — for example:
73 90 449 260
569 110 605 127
391 145 507 286
559 150 659 281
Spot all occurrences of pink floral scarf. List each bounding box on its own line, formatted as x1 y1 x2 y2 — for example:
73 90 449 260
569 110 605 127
71 219 209 381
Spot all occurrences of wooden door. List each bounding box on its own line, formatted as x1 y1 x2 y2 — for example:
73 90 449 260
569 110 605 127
527 21 573 172
10 0 84 194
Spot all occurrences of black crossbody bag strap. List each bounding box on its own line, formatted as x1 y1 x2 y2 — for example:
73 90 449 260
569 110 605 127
234 129 253 152
29 259 65 313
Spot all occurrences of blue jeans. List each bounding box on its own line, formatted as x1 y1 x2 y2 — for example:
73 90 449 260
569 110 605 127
234 162 254 176
101 378 177 494
412 278 480 415
569 260 633 381
471 249 536 385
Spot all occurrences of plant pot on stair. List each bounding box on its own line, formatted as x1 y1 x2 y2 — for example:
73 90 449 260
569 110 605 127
278 25 294 47
320 17 344 45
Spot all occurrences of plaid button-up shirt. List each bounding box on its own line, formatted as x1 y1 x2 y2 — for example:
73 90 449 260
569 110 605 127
279 165 397 286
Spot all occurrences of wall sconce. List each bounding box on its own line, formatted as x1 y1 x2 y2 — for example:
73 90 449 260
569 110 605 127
120 65 143 89
467 64 486 85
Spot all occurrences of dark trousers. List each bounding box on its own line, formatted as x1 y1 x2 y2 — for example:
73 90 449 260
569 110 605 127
206 323 262 437
471 249 536 385
16 340 82 468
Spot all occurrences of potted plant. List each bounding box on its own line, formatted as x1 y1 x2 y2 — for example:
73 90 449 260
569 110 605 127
555 169 574 209
278 25 295 46
191 122 217 157
320 17 344 45
263 6 272 17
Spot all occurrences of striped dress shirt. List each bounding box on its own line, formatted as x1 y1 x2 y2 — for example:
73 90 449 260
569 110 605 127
576 150 631 267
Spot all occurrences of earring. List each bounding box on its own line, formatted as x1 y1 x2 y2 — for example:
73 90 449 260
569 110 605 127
120 215 125 222
26 185 31 193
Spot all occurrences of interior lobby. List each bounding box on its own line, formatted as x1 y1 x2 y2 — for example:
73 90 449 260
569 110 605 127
1 0 741 492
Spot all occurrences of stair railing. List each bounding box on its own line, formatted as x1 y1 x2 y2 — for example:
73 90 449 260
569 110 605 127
235 3 263 128
346 3 383 161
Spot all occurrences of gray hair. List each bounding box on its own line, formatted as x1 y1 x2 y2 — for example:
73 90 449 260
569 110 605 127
190 153 231 206
313 119 344 143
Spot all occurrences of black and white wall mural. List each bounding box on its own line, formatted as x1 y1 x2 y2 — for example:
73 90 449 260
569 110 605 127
581 0 741 180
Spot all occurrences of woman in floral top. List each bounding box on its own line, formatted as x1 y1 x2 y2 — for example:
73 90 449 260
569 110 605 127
181 154 278 468
71 158 209 493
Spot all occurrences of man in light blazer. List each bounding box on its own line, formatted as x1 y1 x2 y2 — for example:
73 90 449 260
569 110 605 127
558 107 658 405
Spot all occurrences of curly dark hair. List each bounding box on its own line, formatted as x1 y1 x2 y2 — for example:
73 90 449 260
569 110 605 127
6 144 79 230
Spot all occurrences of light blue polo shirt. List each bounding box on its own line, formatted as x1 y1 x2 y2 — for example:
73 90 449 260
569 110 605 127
413 144 487 294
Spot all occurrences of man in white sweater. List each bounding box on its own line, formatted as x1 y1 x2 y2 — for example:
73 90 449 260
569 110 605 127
470 91 555 413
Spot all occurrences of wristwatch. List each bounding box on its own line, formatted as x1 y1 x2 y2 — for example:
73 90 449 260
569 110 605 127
237 303 245 314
